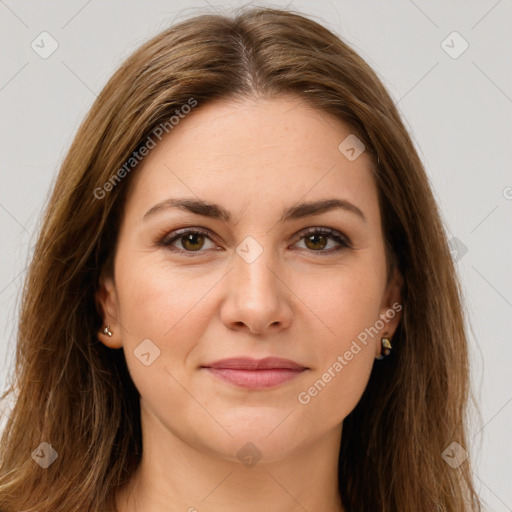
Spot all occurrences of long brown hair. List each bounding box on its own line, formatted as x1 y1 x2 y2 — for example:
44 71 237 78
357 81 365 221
0 7 483 511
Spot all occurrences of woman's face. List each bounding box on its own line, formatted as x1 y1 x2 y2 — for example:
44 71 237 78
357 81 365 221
98 94 402 463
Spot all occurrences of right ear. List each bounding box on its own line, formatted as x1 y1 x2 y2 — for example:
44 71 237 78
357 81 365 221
96 274 123 349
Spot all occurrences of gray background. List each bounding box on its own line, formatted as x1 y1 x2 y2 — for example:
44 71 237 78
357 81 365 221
0 1 511 510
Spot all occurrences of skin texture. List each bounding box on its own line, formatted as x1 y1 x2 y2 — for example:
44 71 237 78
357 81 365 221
97 94 402 512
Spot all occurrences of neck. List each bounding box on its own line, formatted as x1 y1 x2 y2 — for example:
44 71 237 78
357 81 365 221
116 404 345 512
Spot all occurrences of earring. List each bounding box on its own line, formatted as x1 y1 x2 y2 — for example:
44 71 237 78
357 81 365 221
375 337 392 360
102 325 113 337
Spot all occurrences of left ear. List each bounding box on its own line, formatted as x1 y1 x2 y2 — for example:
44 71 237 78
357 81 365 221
375 265 403 357
95 273 123 349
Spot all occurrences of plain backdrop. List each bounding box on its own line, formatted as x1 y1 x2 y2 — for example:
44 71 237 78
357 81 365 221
0 0 511 510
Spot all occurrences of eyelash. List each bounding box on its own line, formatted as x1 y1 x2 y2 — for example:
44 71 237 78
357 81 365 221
158 227 352 257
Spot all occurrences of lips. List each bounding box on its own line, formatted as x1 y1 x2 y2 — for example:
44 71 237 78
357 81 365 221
201 357 308 389
203 357 307 371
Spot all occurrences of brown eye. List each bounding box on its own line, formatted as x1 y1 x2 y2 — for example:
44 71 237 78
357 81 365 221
295 228 351 254
304 233 329 251
160 228 216 254
180 232 206 251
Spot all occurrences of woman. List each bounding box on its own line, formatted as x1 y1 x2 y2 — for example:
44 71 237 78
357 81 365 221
0 6 483 511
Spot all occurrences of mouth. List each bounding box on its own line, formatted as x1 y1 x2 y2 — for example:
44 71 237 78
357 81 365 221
200 357 309 390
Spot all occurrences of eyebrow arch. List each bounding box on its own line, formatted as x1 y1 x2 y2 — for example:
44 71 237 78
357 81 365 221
142 198 366 224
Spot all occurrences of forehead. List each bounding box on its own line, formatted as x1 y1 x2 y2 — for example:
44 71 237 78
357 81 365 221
123 94 380 227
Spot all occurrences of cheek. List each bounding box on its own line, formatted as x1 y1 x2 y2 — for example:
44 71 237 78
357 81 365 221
114 252 217 371
296 258 385 344
112 256 214 426
296 348 374 433
294 271 381 418
291 261 383 414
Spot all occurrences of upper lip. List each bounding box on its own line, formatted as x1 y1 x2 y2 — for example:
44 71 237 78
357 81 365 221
201 357 307 370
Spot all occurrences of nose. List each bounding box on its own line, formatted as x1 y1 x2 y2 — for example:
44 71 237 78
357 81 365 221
220 247 293 335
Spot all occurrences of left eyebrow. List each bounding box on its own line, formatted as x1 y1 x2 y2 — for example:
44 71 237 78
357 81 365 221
141 197 366 224
280 198 366 223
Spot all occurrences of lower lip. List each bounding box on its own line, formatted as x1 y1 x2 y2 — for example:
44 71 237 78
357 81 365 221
204 368 306 389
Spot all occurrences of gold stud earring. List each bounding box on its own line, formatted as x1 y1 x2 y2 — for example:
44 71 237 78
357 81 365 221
376 337 392 360
102 325 113 337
